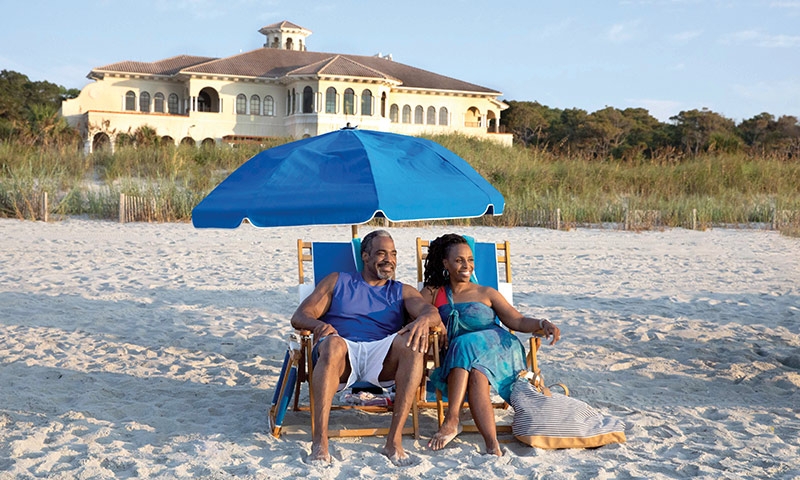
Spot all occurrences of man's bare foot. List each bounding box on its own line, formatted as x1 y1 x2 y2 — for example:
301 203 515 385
381 444 413 466
427 421 462 450
309 442 331 464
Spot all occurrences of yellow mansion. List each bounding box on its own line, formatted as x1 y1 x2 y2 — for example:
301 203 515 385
61 21 511 152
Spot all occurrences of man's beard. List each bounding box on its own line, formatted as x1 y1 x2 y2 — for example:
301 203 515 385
376 263 395 280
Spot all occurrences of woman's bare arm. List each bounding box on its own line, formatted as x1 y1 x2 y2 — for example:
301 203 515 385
487 287 561 345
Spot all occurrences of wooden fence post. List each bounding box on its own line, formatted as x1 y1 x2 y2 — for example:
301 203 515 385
692 208 697 231
771 200 776 230
40 192 48 222
556 208 561 231
119 193 125 224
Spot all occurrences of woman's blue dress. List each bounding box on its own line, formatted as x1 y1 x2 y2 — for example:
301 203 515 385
429 286 527 403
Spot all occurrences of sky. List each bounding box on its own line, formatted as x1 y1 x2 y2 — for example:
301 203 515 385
2 0 798 123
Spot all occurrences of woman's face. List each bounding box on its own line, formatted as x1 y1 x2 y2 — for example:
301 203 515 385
443 243 474 283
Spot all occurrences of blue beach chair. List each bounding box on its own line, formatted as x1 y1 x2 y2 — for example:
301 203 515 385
415 236 567 435
269 238 430 439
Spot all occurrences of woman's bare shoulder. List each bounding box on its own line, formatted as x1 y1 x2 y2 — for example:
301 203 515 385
419 285 437 302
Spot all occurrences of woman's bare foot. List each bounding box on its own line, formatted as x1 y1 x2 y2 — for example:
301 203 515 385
381 443 413 466
486 441 503 457
428 421 463 450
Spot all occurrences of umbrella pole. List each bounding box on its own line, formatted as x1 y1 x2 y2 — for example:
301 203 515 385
351 225 358 239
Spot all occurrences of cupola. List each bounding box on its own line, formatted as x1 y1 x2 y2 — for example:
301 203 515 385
259 21 312 51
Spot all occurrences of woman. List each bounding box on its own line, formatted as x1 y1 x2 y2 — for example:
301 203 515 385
421 234 560 456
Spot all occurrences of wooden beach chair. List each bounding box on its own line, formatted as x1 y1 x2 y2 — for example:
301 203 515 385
269 239 440 439
415 237 567 435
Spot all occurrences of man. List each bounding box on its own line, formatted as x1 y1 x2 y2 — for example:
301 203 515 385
291 230 442 465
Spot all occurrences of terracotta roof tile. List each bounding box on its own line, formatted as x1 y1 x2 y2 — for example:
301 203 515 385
95 55 217 76
286 55 399 81
260 21 308 31
182 48 499 94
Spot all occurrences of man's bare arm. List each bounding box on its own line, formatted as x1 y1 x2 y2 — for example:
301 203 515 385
291 272 339 341
398 284 444 353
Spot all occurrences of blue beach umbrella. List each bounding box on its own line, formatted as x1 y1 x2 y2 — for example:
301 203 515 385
191 128 504 229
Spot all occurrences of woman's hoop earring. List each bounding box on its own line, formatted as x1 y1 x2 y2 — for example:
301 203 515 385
443 268 449 279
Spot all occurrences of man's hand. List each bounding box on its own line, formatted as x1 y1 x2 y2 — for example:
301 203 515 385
397 317 431 353
313 322 338 344
400 284 445 354
397 306 444 354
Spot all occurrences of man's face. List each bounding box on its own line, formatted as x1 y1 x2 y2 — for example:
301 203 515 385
363 236 397 280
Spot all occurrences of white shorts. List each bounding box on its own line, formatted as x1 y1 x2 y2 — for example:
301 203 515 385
315 333 398 392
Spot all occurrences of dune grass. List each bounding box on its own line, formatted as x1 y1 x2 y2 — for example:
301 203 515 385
1 134 799 234
424 133 800 230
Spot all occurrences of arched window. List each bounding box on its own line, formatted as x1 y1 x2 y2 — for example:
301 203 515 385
92 132 111 152
381 92 387 117
286 38 294 50
343 88 355 115
250 95 261 115
272 38 279 48
139 92 150 113
299 39 303 51
154 93 165 113
198 88 219 113
361 89 372 116
236 94 247 114
439 107 449 126
402 105 411 124
303 86 314 113
390 104 399 123
291 89 296 114
325 87 337 114
287 90 291 115
168 93 179 114
465 106 480 127
414 105 423 124
263 95 274 116
125 91 137 111
427 106 436 125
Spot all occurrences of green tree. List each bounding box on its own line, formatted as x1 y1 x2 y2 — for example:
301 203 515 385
502 100 560 147
670 108 736 156
552 108 590 153
587 106 634 158
738 112 773 148
0 69 80 143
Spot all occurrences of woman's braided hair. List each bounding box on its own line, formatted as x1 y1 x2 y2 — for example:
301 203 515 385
423 234 468 288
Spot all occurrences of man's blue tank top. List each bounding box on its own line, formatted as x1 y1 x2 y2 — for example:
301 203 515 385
321 271 405 342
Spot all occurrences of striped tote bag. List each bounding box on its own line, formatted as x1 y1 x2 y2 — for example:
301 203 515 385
510 377 627 449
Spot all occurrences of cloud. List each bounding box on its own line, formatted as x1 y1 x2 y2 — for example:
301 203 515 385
536 18 574 39
607 20 641 43
149 0 275 19
669 30 702 43
626 98 685 121
770 1 800 7
721 29 800 47
731 79 800 104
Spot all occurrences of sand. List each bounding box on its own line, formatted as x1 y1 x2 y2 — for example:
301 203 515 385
1 217 798 479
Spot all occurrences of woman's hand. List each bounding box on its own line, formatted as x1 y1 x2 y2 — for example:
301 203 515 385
539 319 560 345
